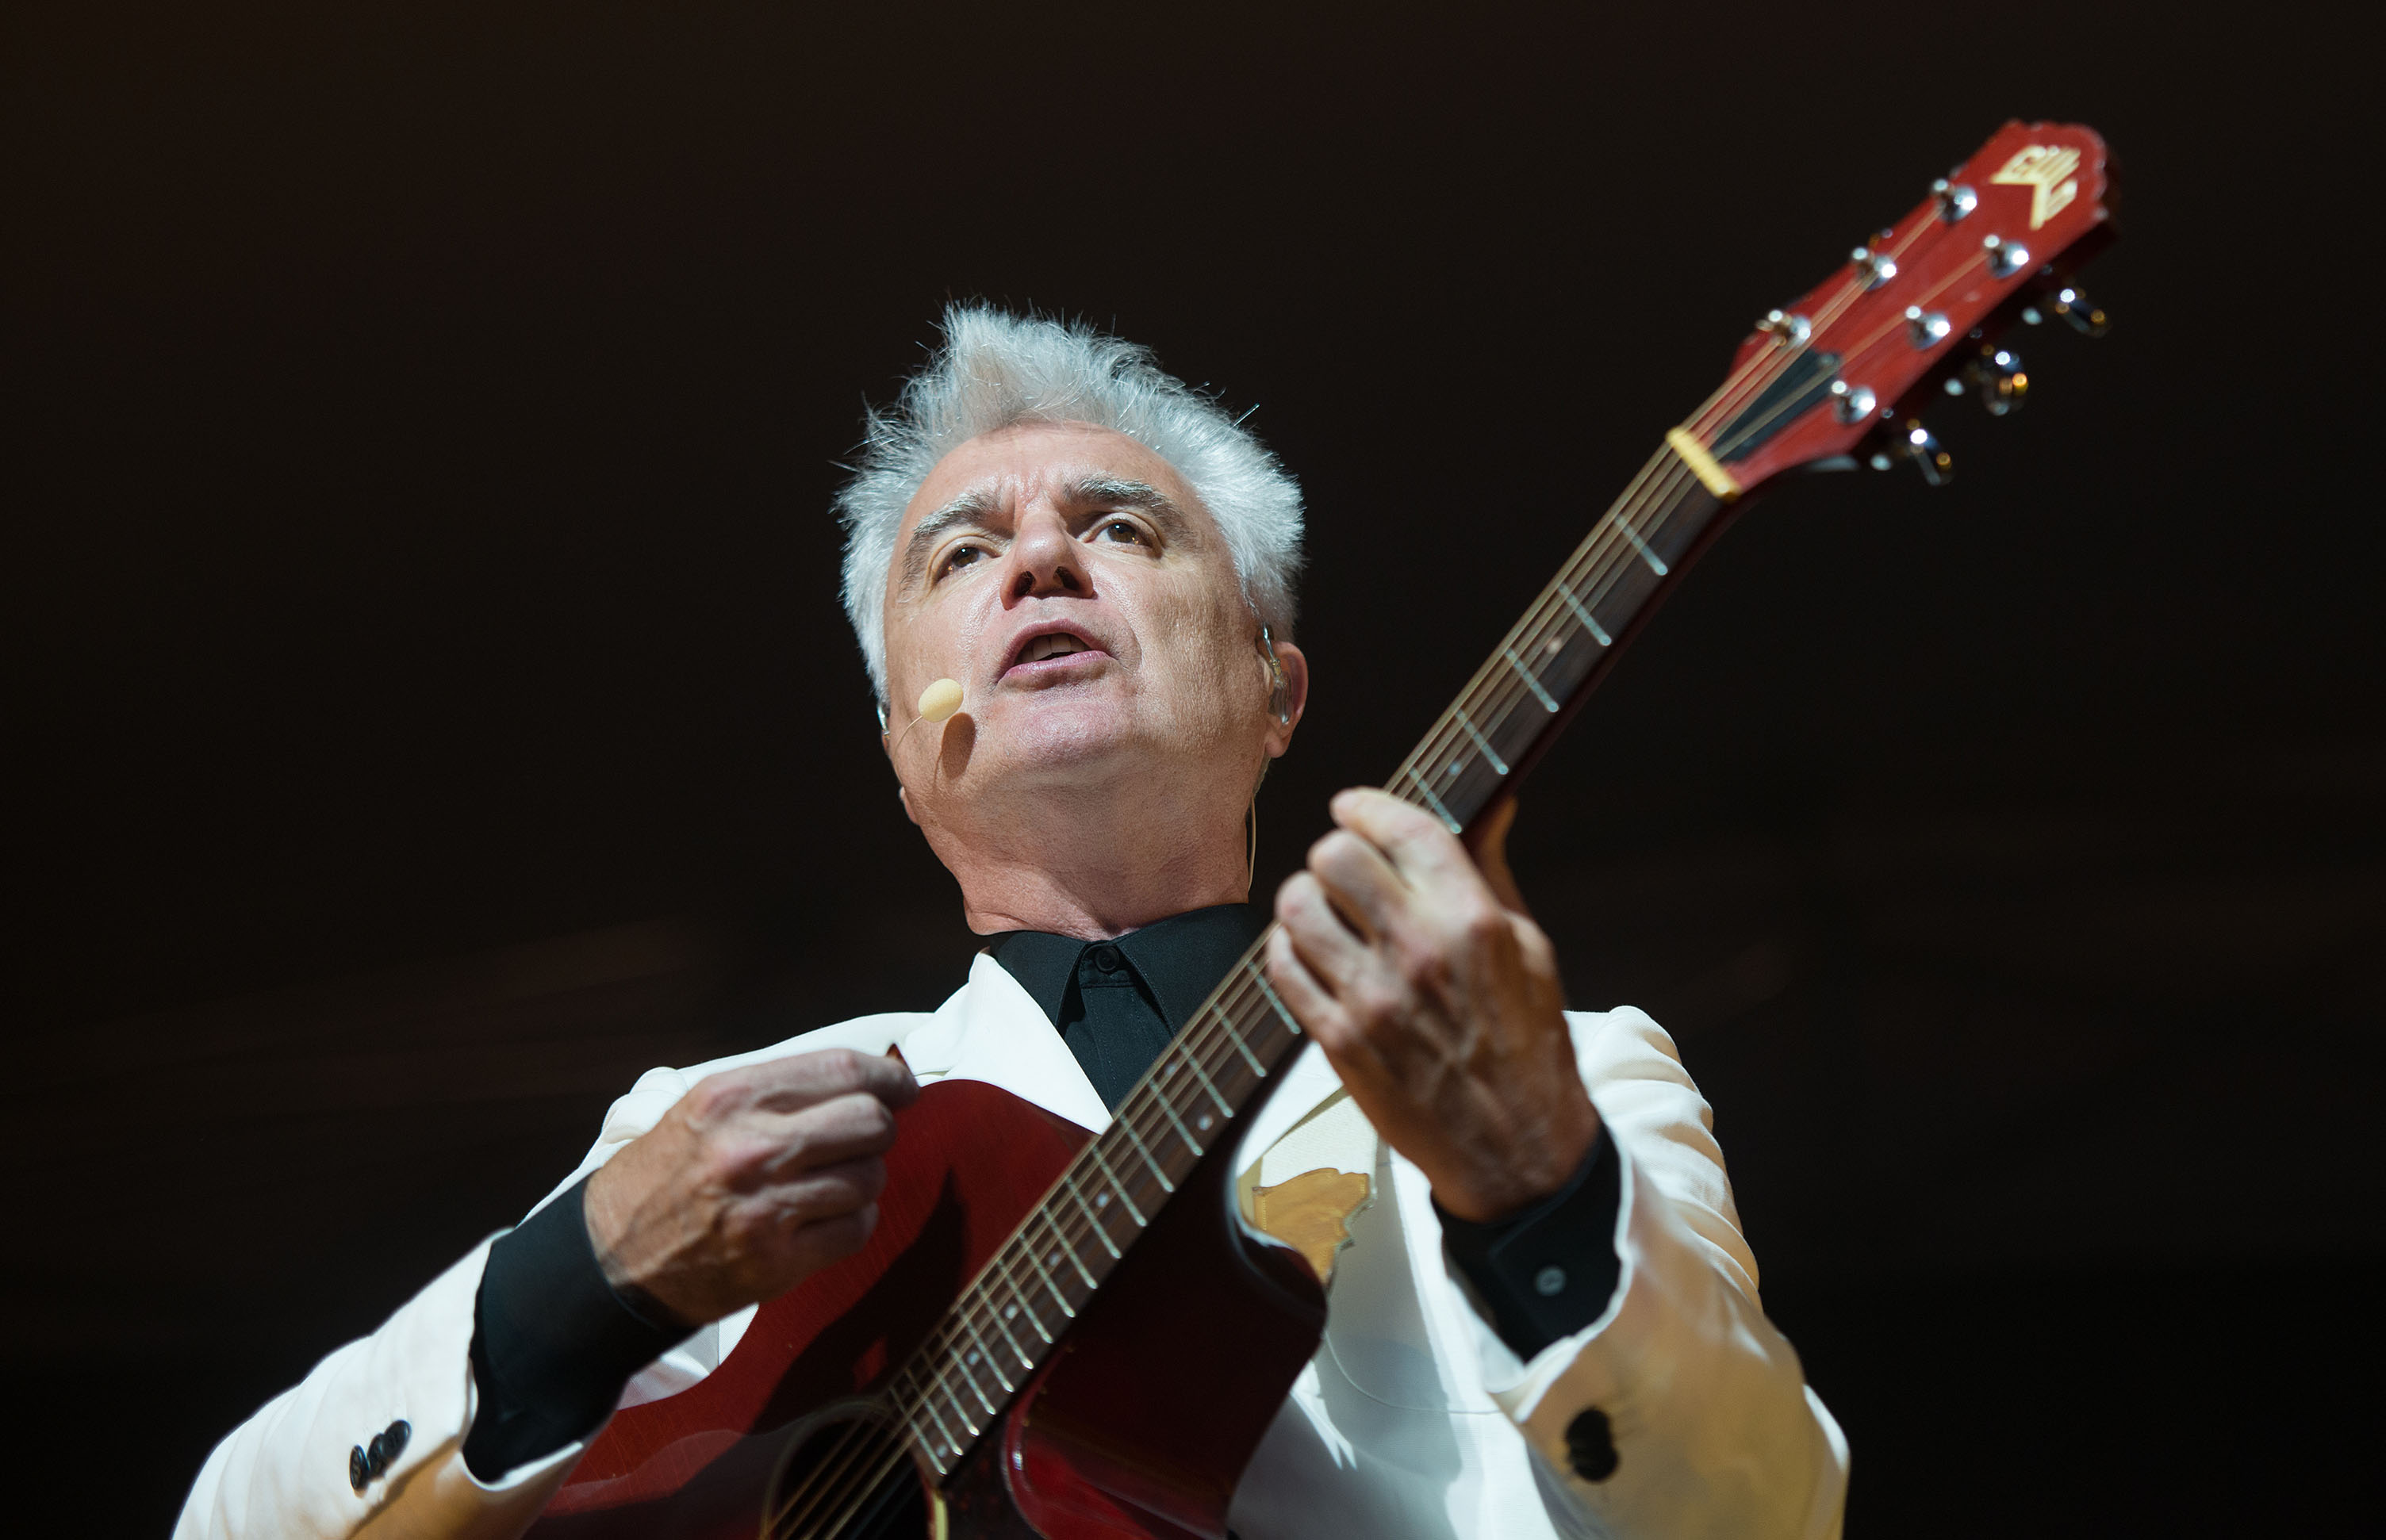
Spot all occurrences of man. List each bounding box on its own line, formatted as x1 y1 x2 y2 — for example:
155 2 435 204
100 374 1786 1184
178 308 1849 1538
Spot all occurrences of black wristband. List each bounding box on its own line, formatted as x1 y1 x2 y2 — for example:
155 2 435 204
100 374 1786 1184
1434 1128 1623 1359
462 1175 694 1479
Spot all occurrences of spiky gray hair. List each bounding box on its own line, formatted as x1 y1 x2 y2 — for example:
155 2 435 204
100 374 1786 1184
834 305 1305 703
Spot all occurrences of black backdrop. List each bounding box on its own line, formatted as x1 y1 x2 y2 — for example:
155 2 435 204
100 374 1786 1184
6 2 2377 1534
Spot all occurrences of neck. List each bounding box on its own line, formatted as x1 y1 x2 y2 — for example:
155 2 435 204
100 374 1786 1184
924 763 1254 940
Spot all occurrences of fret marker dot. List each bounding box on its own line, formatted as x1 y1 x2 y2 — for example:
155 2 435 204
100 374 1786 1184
1005 1305 1018 1320
1048 1251 1061 1267
968 1350 980 1365
1448 760 1462 776
1544 636 1563 657
1096 1193 1110 1209
1198 1113 1214 1131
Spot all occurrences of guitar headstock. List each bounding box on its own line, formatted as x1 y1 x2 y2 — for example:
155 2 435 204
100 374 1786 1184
1676 121 2115 494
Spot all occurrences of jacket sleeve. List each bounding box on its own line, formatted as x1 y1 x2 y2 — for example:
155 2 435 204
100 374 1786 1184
1464 1006 1849 1540
171 1066 696 1540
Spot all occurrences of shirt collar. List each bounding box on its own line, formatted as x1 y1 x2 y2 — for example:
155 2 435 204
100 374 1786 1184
986 902 1268 1031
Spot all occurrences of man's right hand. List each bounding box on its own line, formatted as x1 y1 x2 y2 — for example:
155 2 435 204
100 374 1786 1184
583 1048 919 1327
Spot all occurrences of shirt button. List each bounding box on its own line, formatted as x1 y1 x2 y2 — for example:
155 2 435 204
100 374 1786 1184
1533 1265 1568 1297
1089 944 1123 973
347 1445 370 1493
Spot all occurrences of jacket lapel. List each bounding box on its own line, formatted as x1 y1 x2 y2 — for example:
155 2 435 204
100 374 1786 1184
900 952 1113 1134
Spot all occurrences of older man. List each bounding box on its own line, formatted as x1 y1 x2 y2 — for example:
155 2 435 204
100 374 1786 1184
178 308 1848 1538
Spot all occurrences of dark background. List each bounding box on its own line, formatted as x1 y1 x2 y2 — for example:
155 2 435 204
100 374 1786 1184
6 2 2377 1533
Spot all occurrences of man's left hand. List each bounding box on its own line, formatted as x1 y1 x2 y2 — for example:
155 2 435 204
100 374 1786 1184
1268 787 1599 1223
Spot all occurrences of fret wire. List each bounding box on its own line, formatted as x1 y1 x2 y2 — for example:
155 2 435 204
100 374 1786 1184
976 1280 1038 1366
900 1405 950 1473
1214 1002 1268 1076
1452 707 1509 775
1084 1144 1147 1227
957 1312 1015 1396
996 1278 1054 1345
1553 577 1612 645
1019 1225 1078 1316
1404 457 1711 830
1148 1069 1207 1157
1501 646 1559 713
1613 506 1670 574
1173 1036 1234 1119
917 1388 965 1459
971 1245 1054 1349
1045 1210 1100 1289
1109 1101 1177 1192
945 1370 988 1431
1057 1168 1122 1259
1403 764 1462 832
1489 462 1704 734
1398 469 1653 791
1246 961 1302 1035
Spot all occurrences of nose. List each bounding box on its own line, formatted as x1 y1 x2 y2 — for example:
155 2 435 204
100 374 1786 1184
1003 505 1088 603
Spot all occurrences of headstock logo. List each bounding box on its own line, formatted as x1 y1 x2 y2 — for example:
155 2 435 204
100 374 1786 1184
1992 144 2081 229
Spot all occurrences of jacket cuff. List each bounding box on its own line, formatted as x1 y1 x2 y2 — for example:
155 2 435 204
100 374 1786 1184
1434 1125 1622 1358
463 1175 694 1479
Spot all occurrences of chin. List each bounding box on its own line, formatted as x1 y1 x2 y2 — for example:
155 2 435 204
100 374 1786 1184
980 696 1144 780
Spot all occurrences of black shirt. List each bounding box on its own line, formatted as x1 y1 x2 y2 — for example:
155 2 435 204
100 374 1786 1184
462 903 1621 1478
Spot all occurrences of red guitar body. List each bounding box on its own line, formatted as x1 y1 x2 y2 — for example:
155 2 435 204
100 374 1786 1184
527 1078 1328 1539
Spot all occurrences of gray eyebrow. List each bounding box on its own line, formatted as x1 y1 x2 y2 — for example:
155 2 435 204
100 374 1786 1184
897 488 1003 592
896 477 1195 592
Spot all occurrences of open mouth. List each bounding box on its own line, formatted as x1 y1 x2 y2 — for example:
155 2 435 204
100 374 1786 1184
1009 630 1098 668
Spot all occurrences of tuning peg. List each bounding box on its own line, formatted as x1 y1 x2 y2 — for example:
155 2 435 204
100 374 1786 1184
1851 239 1897 289
1961 344 2027 416
2046 281 2109 336
1868 419 1952 485
1931 178 1977 224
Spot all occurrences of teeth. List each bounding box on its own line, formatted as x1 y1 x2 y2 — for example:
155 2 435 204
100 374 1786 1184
1022 634 1087 662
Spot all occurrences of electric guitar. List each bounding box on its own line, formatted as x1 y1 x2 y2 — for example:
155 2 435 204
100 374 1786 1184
527 119 2116 1539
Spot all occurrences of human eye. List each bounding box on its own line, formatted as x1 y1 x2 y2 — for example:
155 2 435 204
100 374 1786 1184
933 542 988 582
1093 517 1150 547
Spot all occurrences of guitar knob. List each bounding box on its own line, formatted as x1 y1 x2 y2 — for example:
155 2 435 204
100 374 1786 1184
2047 281 2109 336
1869 419 1952 485
1961 345 2028 416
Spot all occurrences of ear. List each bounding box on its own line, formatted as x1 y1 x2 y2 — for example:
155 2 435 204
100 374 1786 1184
897 783 921 826
1264 638 1310 758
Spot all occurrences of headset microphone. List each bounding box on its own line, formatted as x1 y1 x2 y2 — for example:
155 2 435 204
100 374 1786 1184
889 677 966 752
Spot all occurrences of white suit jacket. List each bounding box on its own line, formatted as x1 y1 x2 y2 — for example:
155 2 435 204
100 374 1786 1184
178 952 1848 1539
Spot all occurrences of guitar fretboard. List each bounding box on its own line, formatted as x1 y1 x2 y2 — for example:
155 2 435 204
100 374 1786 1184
882 437 1732 1476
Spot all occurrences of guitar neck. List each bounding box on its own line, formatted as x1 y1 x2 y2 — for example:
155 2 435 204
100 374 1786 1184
882 435 1736 1477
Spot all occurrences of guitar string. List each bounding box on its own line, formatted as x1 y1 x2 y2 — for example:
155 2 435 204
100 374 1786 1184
765 216 1981 1531
784 454 1718 1532
775 455 1714 1534
767 949 1310 1536
763 961 1278 1536
1393 200 1970 796
862 322 1823 1463
764 460 1736 1538
778 335 1827 1538
771 207 1993 1532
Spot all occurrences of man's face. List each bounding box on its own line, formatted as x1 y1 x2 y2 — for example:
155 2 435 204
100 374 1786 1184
880 420 1298 827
